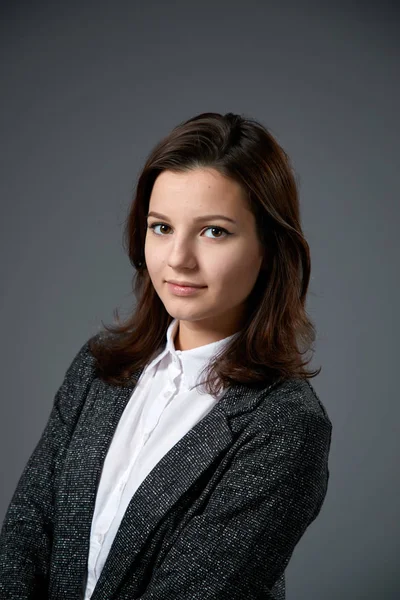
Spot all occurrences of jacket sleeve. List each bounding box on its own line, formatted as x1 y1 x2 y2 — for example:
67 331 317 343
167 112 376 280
138 409 332 600
0 336 97 599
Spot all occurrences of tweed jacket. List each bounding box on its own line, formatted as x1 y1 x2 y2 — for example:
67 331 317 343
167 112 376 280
0 335 332 600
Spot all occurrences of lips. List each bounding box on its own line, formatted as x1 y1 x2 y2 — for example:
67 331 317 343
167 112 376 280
166 281 205 288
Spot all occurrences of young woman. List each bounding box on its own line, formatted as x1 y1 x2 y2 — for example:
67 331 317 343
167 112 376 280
0 112 332 600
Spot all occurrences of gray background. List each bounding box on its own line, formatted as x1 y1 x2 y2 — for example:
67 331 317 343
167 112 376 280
1 1 399 598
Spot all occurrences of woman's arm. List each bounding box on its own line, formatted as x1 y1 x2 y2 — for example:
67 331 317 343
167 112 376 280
138 409 332 600
0 337 96 599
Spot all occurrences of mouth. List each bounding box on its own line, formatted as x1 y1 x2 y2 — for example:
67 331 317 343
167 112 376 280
166 281 206 296
166 280 206 289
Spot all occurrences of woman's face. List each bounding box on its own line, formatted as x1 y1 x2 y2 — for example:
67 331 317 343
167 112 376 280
144 167 264 346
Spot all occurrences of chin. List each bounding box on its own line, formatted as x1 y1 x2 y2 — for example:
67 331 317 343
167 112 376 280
165 306 209 320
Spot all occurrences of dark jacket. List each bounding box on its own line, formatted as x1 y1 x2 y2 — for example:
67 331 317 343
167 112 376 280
0 336 332 600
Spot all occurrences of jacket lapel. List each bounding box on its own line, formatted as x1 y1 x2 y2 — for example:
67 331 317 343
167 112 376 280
49 374 141 599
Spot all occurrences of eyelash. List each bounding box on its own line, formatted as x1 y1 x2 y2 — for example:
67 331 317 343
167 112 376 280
147 223 232 240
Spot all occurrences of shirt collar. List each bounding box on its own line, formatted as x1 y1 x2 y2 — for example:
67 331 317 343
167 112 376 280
146 318 240 391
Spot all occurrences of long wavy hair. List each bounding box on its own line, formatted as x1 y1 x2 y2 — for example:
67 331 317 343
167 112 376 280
89 111 321 397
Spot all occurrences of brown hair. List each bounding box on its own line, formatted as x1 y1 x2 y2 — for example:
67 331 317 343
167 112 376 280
89 111 321 397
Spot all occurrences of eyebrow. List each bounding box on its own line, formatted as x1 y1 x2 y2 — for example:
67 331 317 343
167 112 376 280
147 211 237 225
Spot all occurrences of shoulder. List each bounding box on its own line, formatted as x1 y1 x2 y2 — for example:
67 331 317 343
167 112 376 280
255 377 332 435
49 333 103 429
64 333 100 378
56 332 103 398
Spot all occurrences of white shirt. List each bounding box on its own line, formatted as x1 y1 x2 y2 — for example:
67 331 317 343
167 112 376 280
84 318 239 599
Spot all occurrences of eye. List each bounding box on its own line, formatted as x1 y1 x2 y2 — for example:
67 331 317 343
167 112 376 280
148 223 172 235
203 226 228 239
147 223 230 239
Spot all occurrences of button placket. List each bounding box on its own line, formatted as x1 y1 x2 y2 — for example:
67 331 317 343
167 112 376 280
146 385 175 433
117 466 132 493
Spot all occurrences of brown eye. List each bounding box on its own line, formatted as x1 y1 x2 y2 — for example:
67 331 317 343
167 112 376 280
148 223 171 235
203 226 229 239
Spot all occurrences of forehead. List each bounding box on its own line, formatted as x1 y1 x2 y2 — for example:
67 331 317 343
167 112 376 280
149 168 247 208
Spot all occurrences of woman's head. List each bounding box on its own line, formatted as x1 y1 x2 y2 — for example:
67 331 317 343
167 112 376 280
91 112 320 393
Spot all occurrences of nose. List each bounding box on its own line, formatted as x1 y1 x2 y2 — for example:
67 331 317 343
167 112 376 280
167 236 198 270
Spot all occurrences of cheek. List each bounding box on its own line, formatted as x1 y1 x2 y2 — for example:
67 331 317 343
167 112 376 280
212 250 261 283
144 239 163 270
